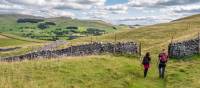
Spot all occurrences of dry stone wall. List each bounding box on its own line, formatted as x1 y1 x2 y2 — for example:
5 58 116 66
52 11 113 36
168 38 200 58
1 42 139 62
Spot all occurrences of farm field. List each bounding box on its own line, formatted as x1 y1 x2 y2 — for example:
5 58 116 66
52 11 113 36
0 14 121 41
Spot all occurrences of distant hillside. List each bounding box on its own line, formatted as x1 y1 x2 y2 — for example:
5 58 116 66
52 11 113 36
0 14 118 41
172 14 200 22
69 13 200 88
72 14 200 54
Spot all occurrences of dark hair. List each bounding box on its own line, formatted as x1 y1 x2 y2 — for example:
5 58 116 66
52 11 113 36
145 52 150 58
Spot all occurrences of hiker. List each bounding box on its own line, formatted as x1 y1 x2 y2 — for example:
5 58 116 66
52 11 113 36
158 49 168 79
142 52 151 78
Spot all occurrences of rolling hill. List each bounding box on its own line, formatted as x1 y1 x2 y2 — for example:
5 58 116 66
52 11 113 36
1 14 200 88
0 33 45 57
0 14 118 41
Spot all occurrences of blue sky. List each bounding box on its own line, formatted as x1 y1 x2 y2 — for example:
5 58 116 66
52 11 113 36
106 0 128 5
0 0 200 25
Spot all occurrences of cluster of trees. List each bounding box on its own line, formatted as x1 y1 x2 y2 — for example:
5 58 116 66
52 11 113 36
86 28 106 36
45 22 56 25
38 22 56 29
17 18 44 23
66 26 78 30
38 23 49 29
17 21 107 40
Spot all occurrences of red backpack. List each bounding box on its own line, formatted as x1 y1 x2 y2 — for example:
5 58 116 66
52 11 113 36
159 53 168 63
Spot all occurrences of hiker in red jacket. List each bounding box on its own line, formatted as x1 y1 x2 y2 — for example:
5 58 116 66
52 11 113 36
158 49 168 79
142 52 151 78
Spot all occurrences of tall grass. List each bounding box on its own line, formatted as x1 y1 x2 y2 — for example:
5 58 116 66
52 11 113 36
0 55 164 88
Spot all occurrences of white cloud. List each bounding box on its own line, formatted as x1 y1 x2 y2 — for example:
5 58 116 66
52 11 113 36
128 0 200 7
128 0 160 7
119 16 158 21
105 4 128 14
0 0 200 25
5 0 106 10
170 4 200 13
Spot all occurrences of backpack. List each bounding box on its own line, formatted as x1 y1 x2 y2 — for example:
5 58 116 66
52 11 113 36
142 57 149 65
159 53 168 63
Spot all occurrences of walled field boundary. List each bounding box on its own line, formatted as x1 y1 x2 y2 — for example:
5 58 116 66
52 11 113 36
1 42 140 62
168 33 200 58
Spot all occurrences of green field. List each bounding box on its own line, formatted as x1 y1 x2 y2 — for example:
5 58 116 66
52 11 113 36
167 55 200 88
1 14 200 88
0 14 119 40
0 33 45 57
0 55 165 88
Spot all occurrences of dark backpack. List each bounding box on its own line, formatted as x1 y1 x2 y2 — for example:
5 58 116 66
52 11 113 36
142 57 149 65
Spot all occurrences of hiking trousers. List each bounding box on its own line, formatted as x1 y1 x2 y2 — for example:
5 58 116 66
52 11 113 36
143 64 150 78
158 63 166 78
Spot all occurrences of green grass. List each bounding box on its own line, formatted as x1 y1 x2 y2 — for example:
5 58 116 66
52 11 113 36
167 55 200 88
68 14 200 88
0 55 163 88
0 34 45 57
0 33 44 47
0 38 30 47
0 14 119 40
1 14 200 88
72 14 200 55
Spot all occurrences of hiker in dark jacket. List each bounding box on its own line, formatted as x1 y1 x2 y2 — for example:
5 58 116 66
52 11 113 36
142 52 151 78
158 49 168 79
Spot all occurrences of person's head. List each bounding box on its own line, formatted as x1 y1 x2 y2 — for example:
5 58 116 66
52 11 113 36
145 52 150 57
162 49 166 53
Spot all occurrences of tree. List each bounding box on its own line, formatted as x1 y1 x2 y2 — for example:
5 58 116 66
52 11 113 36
38 23 49 29
86 28 105 36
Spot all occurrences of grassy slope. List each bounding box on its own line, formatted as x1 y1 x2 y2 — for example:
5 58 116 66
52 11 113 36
0 14 117 40
1 14 200 88
0 55 164 88
0 33 45 57
72 14 200 54
70 14 200 88
0 35 29 47
167 55 200 88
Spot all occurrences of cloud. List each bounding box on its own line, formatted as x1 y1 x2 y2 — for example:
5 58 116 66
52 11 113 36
119 16 158 21
169 4 200 13
105 4 128 14
156 0 200 6
0 0 200 25
0 4 23 10
128 0 200 7
4 0 106 10
128 0 160 7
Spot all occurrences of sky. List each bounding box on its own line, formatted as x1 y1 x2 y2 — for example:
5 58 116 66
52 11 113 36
0 0 200 25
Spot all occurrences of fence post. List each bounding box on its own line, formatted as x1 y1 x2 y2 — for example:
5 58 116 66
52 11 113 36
198 32 200 54
139 42 142 56
114 33 116 54
91 36 93 43
70 43 73 56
